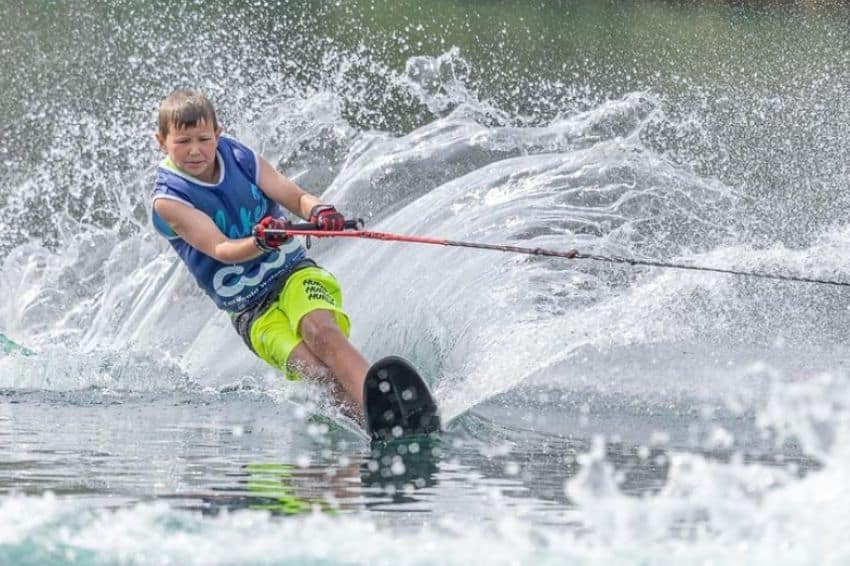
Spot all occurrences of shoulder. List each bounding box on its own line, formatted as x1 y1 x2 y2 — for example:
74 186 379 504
152 165 193 203
151 166 194 239
219 134 260 183
151 208 179 240
218 133 252 152
151 197 184 240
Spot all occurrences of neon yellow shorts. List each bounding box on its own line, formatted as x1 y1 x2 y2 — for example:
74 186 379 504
249 266 350 380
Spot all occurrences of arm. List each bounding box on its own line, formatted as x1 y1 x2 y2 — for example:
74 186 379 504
154 198 262 264
256 156 323 219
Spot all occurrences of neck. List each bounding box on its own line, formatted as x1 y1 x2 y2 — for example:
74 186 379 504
195 158 219 184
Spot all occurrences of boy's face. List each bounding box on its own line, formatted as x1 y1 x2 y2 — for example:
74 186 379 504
156 119 222 181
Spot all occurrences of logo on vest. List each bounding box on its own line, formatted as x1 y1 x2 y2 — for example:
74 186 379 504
214 184 268 239
213 239 301 298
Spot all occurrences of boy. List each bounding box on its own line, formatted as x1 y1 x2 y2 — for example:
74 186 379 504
151 89 369 417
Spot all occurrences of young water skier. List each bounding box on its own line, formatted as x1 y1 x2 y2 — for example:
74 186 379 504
150 90 369 419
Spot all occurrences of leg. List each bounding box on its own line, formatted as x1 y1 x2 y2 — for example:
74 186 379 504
286 342 362 422
299 309 370 409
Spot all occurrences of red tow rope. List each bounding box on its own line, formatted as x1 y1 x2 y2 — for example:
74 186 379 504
263 227 850 288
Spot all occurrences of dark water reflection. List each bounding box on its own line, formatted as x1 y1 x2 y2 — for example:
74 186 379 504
0 390 815 524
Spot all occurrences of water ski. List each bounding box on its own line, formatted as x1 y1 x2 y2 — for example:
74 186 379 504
363 356 441 441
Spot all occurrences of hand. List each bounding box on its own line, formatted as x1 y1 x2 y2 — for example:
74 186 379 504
309 204 346 231
252 216 291 252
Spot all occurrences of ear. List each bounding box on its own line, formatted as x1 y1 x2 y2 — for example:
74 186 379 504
214 126 222 140
155 131 167 152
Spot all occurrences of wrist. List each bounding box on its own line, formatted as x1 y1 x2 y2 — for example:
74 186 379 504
299 193 316 219
252 226 277 252
254 239 270 252
253 237 275 253
310 203 333 217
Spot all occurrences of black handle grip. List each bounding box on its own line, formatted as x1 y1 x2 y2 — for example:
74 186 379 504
290 219 364 230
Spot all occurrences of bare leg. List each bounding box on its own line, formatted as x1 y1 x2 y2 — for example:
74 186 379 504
298 309 370 409
287 342 363 424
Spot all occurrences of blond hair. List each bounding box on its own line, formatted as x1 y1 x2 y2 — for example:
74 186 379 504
158 90 219 136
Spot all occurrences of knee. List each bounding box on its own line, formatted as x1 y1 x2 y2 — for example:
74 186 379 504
300 312 342 353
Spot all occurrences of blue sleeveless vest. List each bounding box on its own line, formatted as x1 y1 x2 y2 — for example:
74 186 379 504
151 135 307 312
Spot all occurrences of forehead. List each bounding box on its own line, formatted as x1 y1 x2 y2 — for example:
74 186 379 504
168 119 217 137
